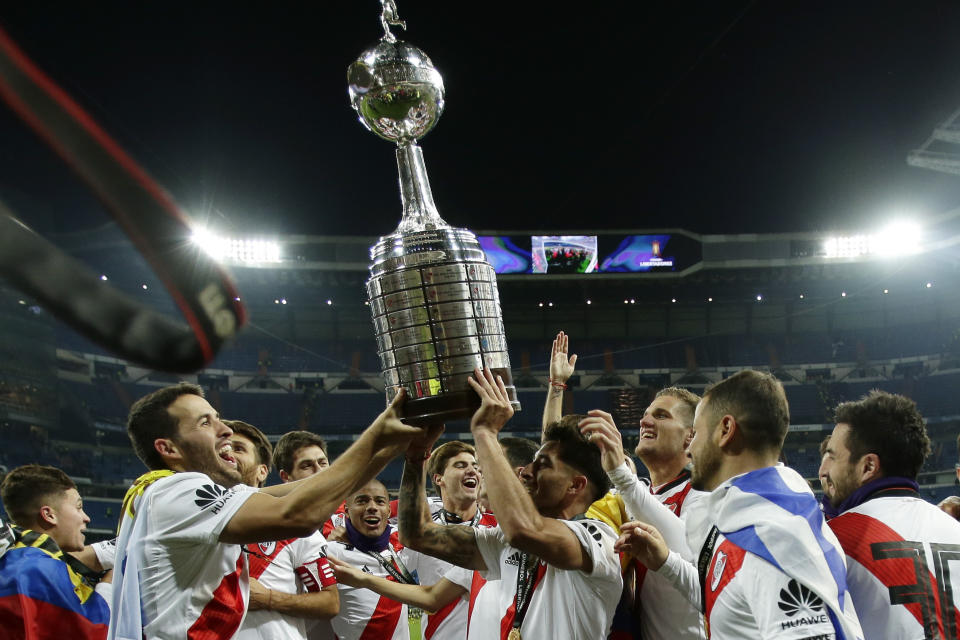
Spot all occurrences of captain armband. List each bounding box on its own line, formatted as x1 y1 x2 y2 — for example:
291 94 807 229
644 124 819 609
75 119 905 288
296 556 337 592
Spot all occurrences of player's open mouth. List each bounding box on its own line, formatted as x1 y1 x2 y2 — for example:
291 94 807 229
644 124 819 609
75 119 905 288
462 478 478 489
218 443 237 467
640 428 656 440
363 516 381 527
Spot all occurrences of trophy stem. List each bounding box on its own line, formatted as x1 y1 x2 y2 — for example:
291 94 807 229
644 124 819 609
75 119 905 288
395 142 448 233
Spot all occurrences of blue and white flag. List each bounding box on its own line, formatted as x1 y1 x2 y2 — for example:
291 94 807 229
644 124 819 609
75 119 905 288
686 465 864 640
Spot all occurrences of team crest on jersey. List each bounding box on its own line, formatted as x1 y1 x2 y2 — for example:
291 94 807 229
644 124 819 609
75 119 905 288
258 541 276 556
711 550 727 591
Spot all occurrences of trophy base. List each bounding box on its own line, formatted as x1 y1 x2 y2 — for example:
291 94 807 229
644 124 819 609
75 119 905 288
398 367 521 427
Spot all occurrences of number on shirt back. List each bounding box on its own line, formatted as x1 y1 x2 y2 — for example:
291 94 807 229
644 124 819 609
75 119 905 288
870 541 960 640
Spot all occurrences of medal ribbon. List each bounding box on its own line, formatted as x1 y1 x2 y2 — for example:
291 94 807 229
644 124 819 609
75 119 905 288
500 552 547 640
363 546 417 585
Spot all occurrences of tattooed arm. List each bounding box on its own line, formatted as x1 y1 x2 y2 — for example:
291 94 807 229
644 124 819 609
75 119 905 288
397 451 487 571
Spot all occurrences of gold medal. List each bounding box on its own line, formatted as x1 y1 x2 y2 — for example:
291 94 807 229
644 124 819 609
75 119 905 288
507 628 522 640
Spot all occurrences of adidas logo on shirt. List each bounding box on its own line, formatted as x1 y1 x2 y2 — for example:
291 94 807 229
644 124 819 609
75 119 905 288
505 552 523 566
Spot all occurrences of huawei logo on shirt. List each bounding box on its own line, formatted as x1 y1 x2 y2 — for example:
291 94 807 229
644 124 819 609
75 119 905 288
194 484 235 514
778 579 828 630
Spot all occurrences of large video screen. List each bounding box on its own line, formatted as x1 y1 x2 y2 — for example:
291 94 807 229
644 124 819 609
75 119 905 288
531 235 598 274
479 233 701 274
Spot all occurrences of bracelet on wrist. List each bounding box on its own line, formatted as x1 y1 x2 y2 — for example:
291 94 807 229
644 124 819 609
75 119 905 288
549 379 567 389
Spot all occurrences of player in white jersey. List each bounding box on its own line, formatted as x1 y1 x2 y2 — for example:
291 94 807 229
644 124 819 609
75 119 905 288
400 368 623 640
548 331 704 640
821 390 960 640
108 382 430 640
615 370 864 640
329 441 539 639
226 421 338 640
322 480 416 640
580 405 705 640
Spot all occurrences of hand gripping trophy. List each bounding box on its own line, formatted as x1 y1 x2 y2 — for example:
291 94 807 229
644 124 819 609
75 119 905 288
349 1 521 425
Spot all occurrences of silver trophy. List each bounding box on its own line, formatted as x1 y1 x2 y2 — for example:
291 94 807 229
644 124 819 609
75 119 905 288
349 1 520 425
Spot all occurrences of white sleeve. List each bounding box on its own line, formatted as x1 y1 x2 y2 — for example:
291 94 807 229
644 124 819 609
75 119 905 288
655 550 702 610
148 473 257 545
608 463 692 558
95 582 113 610
296 530 329 566
443 565 475 592
92 538 117 570
474 525 507 581
561 519 622 582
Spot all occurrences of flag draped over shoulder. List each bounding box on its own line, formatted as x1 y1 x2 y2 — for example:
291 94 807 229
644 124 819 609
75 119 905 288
108 469 173 640
0 529 110 640
686 465 864 640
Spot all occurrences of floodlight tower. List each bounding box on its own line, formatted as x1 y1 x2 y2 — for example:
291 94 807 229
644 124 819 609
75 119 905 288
907 105 960 176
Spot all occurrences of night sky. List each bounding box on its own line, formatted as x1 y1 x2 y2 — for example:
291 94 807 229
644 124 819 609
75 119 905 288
2 1 960 241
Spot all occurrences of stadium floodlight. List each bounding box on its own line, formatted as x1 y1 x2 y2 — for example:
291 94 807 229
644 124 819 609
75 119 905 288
823 220 922 259
191 227 281 264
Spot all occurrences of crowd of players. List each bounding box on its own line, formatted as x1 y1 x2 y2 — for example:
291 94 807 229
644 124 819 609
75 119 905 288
2 330 960 640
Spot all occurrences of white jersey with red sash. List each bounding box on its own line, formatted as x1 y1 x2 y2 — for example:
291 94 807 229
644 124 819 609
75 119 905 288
601 463 705 640
827 486 960 640
685 466 863 640
108 472 257 640
635 470 704 640
407 508 498 640
463 519 622 640
236 530 330 640
321 533 414 640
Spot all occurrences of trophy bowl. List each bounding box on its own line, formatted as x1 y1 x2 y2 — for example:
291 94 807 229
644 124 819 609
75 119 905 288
348 39 445 145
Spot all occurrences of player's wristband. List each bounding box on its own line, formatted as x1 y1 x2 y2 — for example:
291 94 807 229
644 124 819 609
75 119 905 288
296 556 337 592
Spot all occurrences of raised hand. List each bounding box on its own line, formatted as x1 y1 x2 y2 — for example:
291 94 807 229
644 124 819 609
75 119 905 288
578 409 625 471
370 388 428 448
615 521 670 571
550 331 578 383
467 367 515 436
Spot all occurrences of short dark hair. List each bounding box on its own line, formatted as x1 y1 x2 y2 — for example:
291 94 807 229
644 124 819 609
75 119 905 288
272 431 328 474
703 370 790 453
655 387 701 427
499 437 540 469
127 383 205 470
819 435 831 457
834 390 931 480
1 464 76 527
427 441 475 496
224 420 273 469
544 415 611 503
